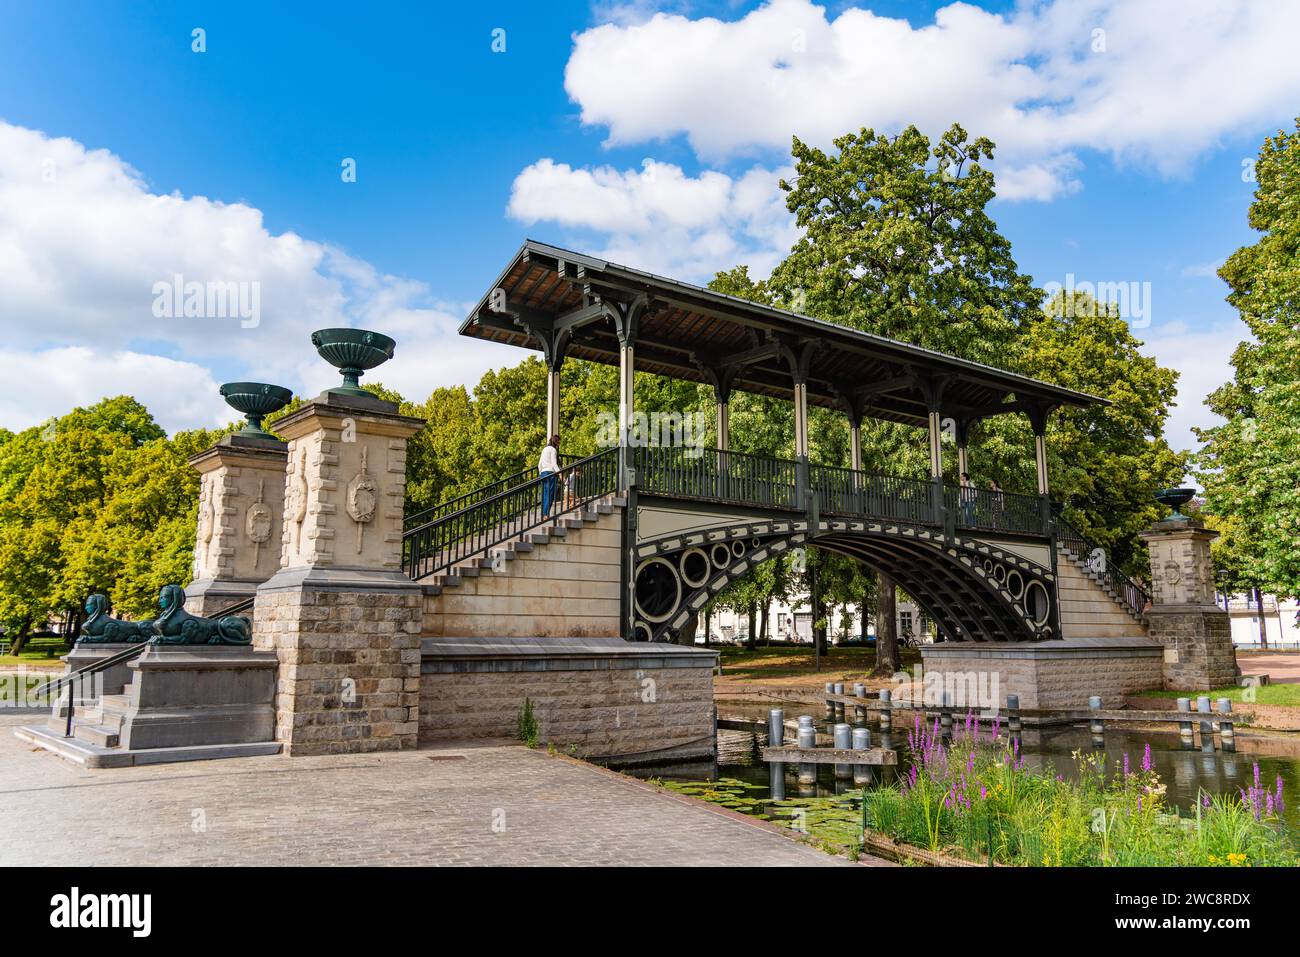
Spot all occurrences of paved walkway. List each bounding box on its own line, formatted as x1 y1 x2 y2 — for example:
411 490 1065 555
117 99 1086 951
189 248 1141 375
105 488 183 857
0 714 849 866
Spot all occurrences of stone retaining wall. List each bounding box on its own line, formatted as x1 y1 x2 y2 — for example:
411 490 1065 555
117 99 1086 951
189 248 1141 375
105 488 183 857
420 635 717 764
920 638 1164 710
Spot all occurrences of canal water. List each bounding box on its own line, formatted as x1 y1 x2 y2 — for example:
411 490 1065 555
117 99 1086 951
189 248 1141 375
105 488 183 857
631 713 1300 837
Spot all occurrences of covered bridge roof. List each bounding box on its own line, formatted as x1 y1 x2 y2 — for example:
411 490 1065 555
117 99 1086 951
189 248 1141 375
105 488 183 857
459 240 1104 430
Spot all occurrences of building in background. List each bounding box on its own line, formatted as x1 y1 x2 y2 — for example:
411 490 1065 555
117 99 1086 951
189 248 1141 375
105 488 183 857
1223 592 1300 649
699 597 935 645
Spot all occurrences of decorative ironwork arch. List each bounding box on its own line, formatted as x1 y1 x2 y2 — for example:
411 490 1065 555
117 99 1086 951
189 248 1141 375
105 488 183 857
631 518 1057 644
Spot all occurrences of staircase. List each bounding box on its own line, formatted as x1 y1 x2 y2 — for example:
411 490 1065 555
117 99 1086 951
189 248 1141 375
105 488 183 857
1055 521 1150 639
421 495 625 639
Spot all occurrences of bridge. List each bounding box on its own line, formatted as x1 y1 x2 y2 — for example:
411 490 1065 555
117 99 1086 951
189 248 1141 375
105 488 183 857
24 240 1190 771
404 240 1151 650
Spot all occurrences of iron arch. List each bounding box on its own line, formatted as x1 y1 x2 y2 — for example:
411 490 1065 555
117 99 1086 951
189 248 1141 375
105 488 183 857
630 517 1057 643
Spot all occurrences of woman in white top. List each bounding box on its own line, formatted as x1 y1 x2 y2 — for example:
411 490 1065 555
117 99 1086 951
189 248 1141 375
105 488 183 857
538 435 560 516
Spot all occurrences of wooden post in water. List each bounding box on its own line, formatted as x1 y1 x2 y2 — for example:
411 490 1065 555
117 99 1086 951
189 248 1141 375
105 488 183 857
797 720 817 786
939 691 953 739
1177 697 1194 748
768 708 786 800
1216 698 1235 752
1006 694 1022 738
833 722 853 781
1089 695 1104 748
853 683 866 725
824 683 835 721
852 727 873 786
1197 696 1214 752
833 682 846 722
879 688 892 732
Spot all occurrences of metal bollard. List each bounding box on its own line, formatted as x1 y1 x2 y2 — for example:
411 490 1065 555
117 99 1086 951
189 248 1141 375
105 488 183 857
1197 696 1214 752
797 723 817 786
852 727 873 786
853 683 867 725
1006 694 1022 737
833 722 853 781
824 682 835 720
768 708 786 800
1216 698 1235 752
1176 697 1194 748
1089 695 1104 748
833 682 846 722
879 688 892 732
939 692 953 739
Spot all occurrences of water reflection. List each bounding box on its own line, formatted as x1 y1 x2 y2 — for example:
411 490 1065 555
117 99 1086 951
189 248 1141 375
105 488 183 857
631 723 1300 836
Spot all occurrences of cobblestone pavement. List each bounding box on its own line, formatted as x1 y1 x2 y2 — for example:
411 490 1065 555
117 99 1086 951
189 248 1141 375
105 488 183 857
0 714 851 866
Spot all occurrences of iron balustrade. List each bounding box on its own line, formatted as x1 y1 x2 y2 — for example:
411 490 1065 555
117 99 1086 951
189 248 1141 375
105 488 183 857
944 484 1042 536
403 454 581 530
402 448 619 580
810 463 935 526
635 445 799 509
1056 518 1151 620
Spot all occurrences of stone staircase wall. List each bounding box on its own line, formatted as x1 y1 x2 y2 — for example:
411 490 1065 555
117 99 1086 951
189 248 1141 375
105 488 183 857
1056 550 1149 640
420 498 625 639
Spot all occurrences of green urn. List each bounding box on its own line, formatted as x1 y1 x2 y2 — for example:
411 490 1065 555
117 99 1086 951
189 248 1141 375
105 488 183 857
310 328 396 397
219 382 293 437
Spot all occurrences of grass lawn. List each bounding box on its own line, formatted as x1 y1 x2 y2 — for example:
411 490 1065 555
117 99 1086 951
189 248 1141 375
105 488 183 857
714 643 922 682
1136 684 1300 708
0 634 70 671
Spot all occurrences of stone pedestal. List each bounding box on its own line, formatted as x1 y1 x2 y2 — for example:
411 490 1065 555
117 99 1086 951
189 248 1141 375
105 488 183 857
1139 517 1238 690
61 643 141 697
186 432 288 617
254 391 425 756
117 645 278 750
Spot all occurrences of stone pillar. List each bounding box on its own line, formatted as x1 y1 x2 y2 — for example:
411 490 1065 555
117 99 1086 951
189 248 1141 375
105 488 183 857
1139 517 1238 690
253 391 425 755
186 432 288 616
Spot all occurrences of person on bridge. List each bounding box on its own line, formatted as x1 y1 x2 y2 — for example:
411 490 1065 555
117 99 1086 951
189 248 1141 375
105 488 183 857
960 472 978 525
539 434 560 517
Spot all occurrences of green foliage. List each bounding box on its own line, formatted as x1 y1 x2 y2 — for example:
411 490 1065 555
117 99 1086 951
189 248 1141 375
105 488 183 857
0 396 228 631
516 696 540 748
1196 118 1300 599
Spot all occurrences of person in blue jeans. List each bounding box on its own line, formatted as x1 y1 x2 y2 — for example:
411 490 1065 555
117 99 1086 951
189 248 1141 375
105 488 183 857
538 434 560 516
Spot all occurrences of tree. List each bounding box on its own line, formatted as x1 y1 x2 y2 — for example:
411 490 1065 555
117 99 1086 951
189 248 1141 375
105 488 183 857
1019 292 1187 573
1196 118 1300 600
725 124 1040 674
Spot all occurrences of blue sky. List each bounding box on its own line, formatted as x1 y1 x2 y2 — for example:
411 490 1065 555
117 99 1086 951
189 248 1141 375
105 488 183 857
1 0 1296 456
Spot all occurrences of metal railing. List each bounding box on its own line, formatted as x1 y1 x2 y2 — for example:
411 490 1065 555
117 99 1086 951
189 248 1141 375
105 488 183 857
403 454 581 530
811 463 935 526
1056 518 1150 619
402 448 620 580
943 484 1042 536
635 446 799 509
30 595 256 739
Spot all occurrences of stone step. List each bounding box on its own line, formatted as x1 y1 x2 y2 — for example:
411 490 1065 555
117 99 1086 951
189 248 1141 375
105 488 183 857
14 725 282 769
74 722 119 748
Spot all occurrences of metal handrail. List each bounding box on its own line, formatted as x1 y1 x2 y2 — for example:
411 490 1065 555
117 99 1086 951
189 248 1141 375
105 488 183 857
402 448 620 580
403 454 581 530
1056 518 1150 619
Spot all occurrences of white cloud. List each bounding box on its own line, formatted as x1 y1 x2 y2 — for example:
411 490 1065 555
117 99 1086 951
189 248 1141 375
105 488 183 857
1140 317 1245 456
0 120 502 434
508 158 798 280
565 0 1300 197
